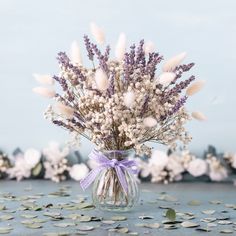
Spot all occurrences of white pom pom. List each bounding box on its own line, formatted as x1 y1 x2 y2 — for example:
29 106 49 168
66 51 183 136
186 80 205 96
143 116 157 128
33 74 54 85
24 149 41 168
115 33 126 61
124 91 135 108
144 41 155 55
187 159 207 177
158 72 176 86
55 102 74 118
90 22 105 45
70 41 82 65
192 111 207 121
95 68 109 91
162 52 187 72
33 87 55 98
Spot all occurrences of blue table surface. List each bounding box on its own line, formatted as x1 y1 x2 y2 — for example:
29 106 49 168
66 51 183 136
0 180 235 236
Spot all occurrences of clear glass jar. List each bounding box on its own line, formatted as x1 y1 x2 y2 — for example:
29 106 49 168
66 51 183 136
92 149 139 212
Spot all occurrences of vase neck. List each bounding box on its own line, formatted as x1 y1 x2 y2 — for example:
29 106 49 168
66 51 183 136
94 149 134 161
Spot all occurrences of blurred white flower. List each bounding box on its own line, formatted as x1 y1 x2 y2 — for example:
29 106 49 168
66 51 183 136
7 148 41 181
43 142 70 182
207 156 228 181
87 158 99 170
167 154 185 180
24 149 41 169
181 150 195 169
149 150 169 183
230 154 236 169
43 159 69 183
43 142 69 164
187 158 207 177
150 150 168 169
69 164 89 181
135 158 150 178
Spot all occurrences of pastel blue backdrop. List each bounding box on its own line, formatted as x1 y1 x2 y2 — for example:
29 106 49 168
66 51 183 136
0 0 235 156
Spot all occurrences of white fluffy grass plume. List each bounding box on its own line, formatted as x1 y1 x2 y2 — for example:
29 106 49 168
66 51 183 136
144 41 155 55
55 102 74 118
159 72 176 86
123 91 135 108
192 111 207 121
90 22 105 45
70 41 83 65
33 74 54 85
162 52 187 72
115 33 126 61
95 68 109 91
143 116 157 127
186 80 205 96
32 87 55 98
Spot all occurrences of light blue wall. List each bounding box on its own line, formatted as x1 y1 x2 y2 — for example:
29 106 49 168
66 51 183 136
0 0 235 156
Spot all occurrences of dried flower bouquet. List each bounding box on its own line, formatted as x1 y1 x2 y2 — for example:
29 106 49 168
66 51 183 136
34 23 205 210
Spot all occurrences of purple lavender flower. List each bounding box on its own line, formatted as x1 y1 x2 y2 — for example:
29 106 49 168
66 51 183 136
53 75 68 91
136 40 146 74
57 52 71 68
140 95 149 117
146 52 163 79
163 75 195 102
84 35 94 61
168 96 187 116
108 70 115 97
56 52 85 82
123 44 135 82
69 118 85 129
104 45 110 62
91 43 109 72
129 44 136 66
52 120 74 132
172 63 195 84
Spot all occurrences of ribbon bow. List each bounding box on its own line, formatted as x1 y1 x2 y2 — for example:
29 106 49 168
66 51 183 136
80 149 138 194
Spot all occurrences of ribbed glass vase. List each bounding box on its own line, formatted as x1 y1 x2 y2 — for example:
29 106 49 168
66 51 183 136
92 149 139 212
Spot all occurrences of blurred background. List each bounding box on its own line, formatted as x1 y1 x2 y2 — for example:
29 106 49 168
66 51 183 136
0 0 235 157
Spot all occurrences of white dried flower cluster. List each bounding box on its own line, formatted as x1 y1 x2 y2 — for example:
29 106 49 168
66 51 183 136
224 152 236 169
138 149 228 183
207 155 228 181
7 149 41 181
69 163 89 181
43 142 70 182
138 150 185 184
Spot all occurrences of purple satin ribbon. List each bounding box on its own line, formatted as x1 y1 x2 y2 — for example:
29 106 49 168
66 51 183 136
80 149 138 194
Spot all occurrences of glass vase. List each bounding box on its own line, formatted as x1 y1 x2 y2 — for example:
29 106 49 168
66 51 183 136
92 149 139 212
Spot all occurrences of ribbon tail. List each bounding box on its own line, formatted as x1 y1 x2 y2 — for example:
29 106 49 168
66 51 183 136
115 166 128 195
80 166 104 191
120 160 139 175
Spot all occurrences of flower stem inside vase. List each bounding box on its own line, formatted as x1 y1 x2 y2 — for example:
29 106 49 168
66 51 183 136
92 149 139 212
